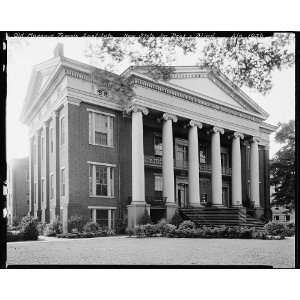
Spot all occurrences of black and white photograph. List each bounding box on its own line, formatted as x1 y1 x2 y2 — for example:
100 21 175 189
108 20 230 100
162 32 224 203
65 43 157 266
2 31 296 269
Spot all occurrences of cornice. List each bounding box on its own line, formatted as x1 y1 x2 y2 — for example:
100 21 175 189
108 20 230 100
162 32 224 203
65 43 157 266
130 75 263 123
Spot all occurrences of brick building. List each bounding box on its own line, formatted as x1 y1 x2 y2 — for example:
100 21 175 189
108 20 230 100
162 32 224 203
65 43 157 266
7 157 30 225
20 44 277 232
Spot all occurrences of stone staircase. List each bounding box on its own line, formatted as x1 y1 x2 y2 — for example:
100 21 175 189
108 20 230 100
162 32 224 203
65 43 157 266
179 207 265 228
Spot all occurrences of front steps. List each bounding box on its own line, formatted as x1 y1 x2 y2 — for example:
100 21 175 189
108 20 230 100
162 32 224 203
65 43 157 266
179 207 265 228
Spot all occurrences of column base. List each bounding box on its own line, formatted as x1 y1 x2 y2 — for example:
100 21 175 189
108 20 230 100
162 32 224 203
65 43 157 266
166 203 178 222
127 203 150 229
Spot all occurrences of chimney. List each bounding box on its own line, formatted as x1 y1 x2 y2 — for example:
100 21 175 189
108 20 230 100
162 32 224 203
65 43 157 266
53 43 64 57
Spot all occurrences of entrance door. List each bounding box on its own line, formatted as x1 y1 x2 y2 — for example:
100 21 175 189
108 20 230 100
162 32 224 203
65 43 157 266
176 178 188 208
222 186 229 207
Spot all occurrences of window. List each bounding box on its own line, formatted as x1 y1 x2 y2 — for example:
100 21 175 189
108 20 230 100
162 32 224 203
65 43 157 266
89 163 115 197
88 111 114 147
154 135 162 156
96 210 109 228
286 215 290 222
60 117 65 145
221 152 229 169
91 208 115 230
50 174 54 199
175 139 188 161
61 168 65 196
50 127 54 153
274 215 279 221
199 144 207 164
154 175 163 191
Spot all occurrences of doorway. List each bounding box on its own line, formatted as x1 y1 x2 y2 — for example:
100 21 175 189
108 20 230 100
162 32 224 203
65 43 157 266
176 177 188 208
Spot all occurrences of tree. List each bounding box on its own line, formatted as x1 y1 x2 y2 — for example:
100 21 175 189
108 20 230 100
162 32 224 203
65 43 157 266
270 120 295 208
85 33 294 95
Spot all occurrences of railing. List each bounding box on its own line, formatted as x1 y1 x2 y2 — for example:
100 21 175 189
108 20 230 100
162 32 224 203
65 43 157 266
127 196 167 206
144 155 232 176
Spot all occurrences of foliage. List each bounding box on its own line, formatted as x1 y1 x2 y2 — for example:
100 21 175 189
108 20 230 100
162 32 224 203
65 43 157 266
270 120 295 208
57 230 109 239
83 221 100 233
130 222 267 239
7 231 25 242
20 215 39 240
67 215 88 233
170 210 184 227
37 222 47 235
115 218 128 234
43 218 63 236
178 220 196 230
139 208 152 225
264 221 287 236
85 34 294 95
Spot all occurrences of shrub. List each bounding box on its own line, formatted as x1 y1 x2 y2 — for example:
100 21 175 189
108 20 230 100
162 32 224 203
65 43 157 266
57 231 107 239
67 215 88 233
285 222 295 236
134 225 146 238
116 218 127 234
170 210 183 227
264 221 287 236
20 215 39 240
43 219 63 237
143 224 160 237
7 231 25 242
175 227 196 238
139 208 152 225
178 220 196 230
83 222 99 233
125 227 134 236
161 224 177 237
37 222 47 235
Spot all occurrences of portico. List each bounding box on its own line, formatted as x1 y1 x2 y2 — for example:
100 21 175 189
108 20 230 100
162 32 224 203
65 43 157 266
127 103 262 226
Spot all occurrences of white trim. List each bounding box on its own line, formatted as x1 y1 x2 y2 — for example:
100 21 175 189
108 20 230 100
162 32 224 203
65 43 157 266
87 108 115 117
87 161 116 167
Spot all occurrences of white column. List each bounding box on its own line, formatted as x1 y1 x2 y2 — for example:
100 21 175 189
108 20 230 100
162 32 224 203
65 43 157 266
131 105 149 203
162 113 178 204
231 132 244 207
188 120 202 207
211 126 224 206
250 136 260 207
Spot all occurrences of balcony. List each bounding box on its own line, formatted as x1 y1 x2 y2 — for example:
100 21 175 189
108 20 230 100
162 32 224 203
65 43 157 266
144 155 231 176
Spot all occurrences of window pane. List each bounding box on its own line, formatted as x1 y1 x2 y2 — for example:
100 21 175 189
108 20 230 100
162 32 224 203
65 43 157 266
95 132 107 145
155 175 163 191
96 210 109 229
95 114 107 132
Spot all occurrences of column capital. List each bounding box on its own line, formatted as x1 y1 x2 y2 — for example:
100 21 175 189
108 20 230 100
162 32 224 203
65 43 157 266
233 132 244 139
251 136 260 143
126 104 149 116
212 126 224 134
163 113 178 123
52 110 59 119
43 120 50 128
189 120 203 129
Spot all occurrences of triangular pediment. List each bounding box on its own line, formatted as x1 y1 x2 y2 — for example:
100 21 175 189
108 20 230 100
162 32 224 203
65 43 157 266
123 66 269 119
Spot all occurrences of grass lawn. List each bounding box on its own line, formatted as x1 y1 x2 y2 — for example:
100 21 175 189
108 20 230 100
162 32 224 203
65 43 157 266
7 236 295 267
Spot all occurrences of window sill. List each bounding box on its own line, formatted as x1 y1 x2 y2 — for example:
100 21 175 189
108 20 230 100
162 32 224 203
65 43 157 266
89 143 114 149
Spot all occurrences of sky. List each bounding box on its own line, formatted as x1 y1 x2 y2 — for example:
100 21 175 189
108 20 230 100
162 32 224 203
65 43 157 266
6 37 295 161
